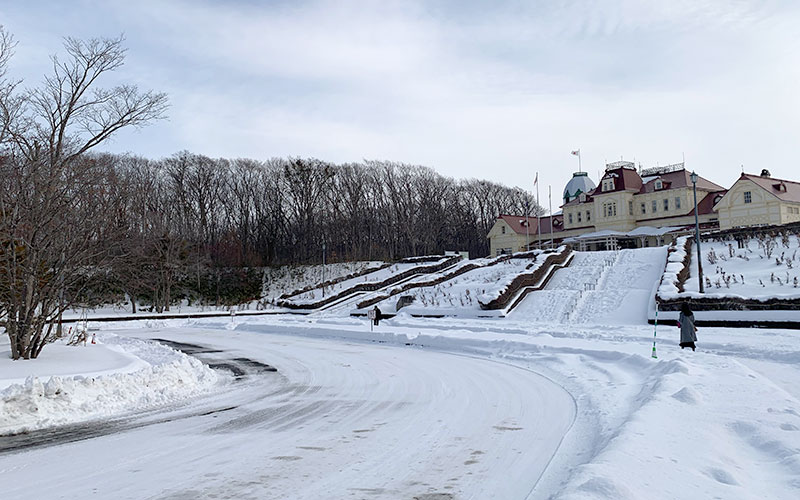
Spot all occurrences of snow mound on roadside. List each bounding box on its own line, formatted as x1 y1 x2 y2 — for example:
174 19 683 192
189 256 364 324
0 335 222 435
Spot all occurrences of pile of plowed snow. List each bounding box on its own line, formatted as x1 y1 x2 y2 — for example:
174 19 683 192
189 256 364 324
0 333 223 434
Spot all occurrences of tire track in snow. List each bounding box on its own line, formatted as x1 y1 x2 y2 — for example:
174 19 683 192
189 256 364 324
0 327 577 500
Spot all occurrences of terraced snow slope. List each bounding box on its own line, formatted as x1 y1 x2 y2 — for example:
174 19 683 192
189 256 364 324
511 247 667 324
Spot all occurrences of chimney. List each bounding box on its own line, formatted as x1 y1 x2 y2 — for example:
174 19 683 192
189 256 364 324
761 169 771 178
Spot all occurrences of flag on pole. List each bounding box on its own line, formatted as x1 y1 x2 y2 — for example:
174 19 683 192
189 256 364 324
572 149 583 172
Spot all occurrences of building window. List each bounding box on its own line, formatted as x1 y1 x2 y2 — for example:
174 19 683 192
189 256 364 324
586 210 591 221
602 179 615 192
501 226 506 234
568 213 573 224
655 180 663 190
744 191 752 204
603 202 617 218
629 201 633 215
577 211 582 223
663 198 669 211
652 200 658 213
675 197 681 209
641 202 646 214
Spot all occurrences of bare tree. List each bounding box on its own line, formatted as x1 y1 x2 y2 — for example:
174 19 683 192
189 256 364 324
0 33 167 359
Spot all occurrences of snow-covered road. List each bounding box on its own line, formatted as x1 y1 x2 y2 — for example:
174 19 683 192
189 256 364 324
1 326 575 500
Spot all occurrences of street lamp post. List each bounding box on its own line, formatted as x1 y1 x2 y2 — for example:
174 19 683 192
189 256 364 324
690 171 704 293
322 242 327 297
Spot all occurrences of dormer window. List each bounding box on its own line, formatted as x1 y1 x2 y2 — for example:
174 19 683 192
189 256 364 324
579 193 586 202
655 180 663 190
602 179 615 192
774 182 787 192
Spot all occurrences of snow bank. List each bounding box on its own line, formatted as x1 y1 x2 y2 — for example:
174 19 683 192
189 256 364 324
657 236 689 298
0 334 222 435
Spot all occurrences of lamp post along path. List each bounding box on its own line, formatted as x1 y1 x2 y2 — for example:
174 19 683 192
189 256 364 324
690 171 704 293
322 243 327 297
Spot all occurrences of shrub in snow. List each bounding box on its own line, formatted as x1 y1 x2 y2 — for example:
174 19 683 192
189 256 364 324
707 248 718 265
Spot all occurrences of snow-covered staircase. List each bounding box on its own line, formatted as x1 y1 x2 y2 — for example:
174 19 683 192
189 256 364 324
510 247 667 325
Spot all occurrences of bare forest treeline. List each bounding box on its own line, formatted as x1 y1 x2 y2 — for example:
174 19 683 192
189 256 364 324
4 150 543 315
99 151 543 267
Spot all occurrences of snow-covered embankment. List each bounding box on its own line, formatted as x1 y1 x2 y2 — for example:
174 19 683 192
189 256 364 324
0 332 223 435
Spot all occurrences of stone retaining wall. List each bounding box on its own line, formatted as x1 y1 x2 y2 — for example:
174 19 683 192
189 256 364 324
479 248 572 310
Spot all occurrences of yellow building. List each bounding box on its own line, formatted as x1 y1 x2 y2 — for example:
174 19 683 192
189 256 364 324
714 170 800 230
487 161 727 255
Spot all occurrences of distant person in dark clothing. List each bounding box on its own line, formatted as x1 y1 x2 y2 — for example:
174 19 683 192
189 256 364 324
678 302 697 351
372 306 382 326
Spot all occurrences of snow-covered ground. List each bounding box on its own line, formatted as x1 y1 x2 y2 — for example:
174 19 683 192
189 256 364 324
2 246 800 499
4 315 799 499
286 258 452 305
367 253 539 316
683 234 800 298
264 261 384 300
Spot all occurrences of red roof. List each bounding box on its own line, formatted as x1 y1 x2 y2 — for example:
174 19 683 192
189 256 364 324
497 214 566 235
595 166 643 194
739 173 800 203
639 169 724 194
688 190 727 216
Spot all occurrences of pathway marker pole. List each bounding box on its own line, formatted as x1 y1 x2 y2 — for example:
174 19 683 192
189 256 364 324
651 302 659 359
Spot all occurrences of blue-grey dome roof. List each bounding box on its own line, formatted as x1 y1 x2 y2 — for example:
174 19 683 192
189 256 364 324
563 172 596 202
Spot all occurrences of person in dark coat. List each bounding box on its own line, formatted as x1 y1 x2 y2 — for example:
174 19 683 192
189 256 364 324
372 306 382 326
678 302 697 351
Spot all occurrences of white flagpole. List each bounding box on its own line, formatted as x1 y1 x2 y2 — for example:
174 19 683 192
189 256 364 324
536 173 541 249
578 149 582 172
549 185 554 248
525 200 530 251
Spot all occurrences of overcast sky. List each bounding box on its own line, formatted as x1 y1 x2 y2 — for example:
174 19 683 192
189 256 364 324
2 0 799 210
